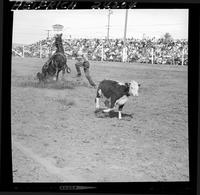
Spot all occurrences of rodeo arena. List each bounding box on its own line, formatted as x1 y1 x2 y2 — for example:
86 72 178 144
12 10 189 182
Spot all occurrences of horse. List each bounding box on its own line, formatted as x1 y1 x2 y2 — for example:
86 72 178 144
37 34 71 82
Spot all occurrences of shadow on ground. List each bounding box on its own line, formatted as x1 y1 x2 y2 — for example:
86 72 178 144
94 108 133 120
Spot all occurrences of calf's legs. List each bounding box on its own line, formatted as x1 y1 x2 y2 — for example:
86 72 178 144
118 104 125 119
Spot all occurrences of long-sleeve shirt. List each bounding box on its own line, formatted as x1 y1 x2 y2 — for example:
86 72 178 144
76 51 88 63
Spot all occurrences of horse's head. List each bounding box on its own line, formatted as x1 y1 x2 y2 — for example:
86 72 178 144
56 33 62 38
54 33 64 53
55 33 62 46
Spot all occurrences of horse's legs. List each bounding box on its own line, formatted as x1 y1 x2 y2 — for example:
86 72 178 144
56 69 60 81
54 64 59 81
61 68 65 80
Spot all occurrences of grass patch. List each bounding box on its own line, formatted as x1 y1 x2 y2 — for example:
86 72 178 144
45 81 75 90
13 74 92 90
15 79 76 90
56 99 75 107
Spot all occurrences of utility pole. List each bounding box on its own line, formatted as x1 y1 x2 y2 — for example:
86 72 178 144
45 30 51 39
123 9 128 46
107 9 113 40
45 30 52 58
39 42 42 58
123 9 128 62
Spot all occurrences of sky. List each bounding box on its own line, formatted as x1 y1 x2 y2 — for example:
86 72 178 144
12 9 188 44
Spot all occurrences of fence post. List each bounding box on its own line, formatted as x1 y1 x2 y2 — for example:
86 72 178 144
101 40 104 61
181 48 184 66
39 42 42 58
22 45 24 58
151 48 154 64
122 46 128 62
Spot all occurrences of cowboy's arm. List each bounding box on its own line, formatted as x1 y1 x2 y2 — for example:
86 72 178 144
82 53 89 62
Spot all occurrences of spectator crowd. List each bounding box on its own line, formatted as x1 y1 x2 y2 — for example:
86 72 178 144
12 37 188 65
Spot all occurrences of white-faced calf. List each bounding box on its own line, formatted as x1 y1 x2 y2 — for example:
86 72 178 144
95 80 140 119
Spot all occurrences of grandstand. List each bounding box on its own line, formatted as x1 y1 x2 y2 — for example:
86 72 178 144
12 37 188 65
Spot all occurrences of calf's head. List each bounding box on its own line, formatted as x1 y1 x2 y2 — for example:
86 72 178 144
128 80 140 96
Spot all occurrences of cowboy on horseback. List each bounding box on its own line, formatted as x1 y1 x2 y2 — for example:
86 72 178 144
37 34 71 82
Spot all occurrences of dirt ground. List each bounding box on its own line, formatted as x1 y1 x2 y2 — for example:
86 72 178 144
11 57 189 182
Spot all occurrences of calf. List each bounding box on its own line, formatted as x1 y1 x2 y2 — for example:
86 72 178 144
95 80 140 119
